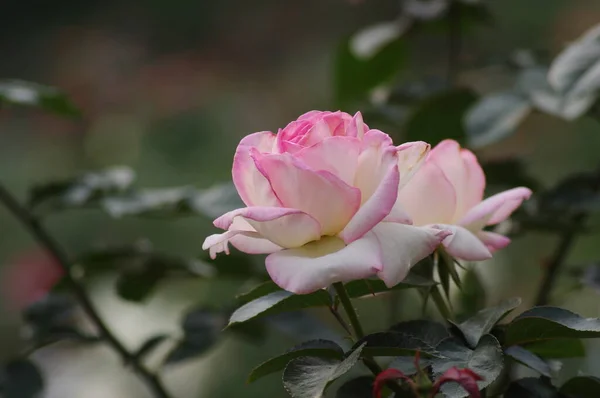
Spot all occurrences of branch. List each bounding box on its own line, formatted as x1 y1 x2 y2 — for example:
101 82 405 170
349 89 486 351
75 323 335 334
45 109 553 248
0 184 171 398
535 213 587 306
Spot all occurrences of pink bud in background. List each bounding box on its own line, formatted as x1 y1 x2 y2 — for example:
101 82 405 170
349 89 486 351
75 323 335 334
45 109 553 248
2 250 64 310
203 110 451 294
398 139 532 261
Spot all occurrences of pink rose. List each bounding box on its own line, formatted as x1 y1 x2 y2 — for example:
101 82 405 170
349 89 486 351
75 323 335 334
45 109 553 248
2 250 64 310
398 139 532 261
203 110 450 293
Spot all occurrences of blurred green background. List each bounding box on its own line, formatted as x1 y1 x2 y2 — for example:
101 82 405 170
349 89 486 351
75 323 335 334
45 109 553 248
2 0 600 396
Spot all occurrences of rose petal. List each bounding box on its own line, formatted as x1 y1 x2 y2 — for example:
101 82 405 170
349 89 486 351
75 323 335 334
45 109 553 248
232 131 281 207
213 206 321 248
295 136 361 185
460 149 486 215
354 129 396 202
265 235 382 294
226 218 283 254
458 187 532 230
340 162 403 243
428 140 471 221
347 111 367 139
477 231 511 253
254 152 361 235
397 160 457 225
374 222 451 288
432 224 492 261
396 141 430 189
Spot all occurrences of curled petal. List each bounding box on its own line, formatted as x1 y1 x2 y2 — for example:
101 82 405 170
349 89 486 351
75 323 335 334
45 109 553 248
458 187 533 230
232 131 280 207
477 231 511 253
254 152 361 235
213 206 321 248
374 223 452 288
354 129 396 203
397 160 457 225
265 235 382 294
226 217 283 254
396 140 430 189
432 367 483 398
347 111 367 139
432 225 492 261
340 163 403 244
373 369 416 398
202 230 260 259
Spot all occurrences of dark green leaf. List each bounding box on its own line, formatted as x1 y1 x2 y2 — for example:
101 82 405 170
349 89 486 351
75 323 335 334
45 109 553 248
115 258 167 302
389 320 450 347
228 290 331 326
236 281 282 305
465 91 531 148
548 24 600 99
505 346 551 377
539 171 600 214
134 335 170 362
283 343 366 398
453 297 521 348
335 35 407 106
505 307 600 346
457 266 487 320
432 335 504 398
505 377 561 398
248 340 344 383
29 167 135 211
353 331 440 357
335 376 374 398
165 308 226 365
405 88 477 146
266 312 342 343
0 360 44 398
522 339 585 358
560 375 600 397
344 273 437 298
0 79 80 117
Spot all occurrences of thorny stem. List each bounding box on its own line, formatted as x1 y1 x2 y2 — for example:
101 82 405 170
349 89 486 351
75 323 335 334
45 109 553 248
332 282 405 395
535 213 587 306
0 184 171 398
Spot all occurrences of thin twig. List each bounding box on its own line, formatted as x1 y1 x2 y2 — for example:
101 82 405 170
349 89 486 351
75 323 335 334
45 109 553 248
0 184 171 398
328 306 353 337
534 213 587 306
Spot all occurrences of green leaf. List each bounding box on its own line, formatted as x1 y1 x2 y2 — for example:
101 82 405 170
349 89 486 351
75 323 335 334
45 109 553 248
102 182 243 219
344 273 437 298
389 320 450 347
335 376 374 398
432 335 504 398
457 266 487 320
248 340 344 383
335 34 407 106
465 91 531 148
522 339 585 358
228 290 331 326
29 167 135 212
236 281 283 305
0 79 80 117
354 331 440 357
0 359 44 398
283 343 366 398
548 24 600 100
560 376 600 397
505 377 560 398
115 258 168 302
405 88 477 146
505 346 551 377
505 307 600 346
453 297 521 348
165 308 226 365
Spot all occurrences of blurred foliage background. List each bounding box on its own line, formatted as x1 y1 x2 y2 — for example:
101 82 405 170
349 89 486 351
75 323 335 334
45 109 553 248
2 0 600 397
